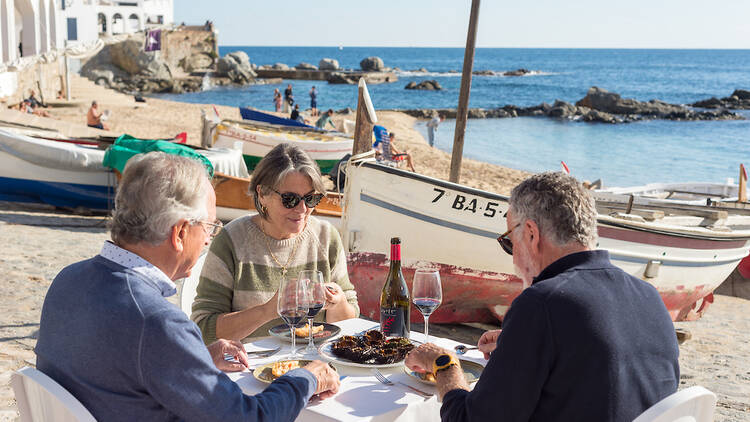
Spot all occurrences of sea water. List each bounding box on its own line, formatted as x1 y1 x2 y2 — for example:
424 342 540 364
154 47 750 187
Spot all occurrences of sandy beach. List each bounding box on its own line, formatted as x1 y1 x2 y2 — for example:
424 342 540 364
1 87 749 420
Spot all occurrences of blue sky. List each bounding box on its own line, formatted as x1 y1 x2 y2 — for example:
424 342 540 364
174 0 750 49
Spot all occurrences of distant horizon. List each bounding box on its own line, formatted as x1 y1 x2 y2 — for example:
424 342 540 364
175 0 750 50
219 45 750 51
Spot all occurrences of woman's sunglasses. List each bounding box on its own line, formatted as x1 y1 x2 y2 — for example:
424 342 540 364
272 188 324 209
497 223 521 255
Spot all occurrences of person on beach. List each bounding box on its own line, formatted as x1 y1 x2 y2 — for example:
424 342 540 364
309 86 318 116
26 89 45 108
86 100 109 130
425 114 444 147
283 84 294 113
315 109 336 130
34 152 340 421
290 103 304 123
375 130 416 172
273 88 282 112
406 172 679 422
191 143 358 343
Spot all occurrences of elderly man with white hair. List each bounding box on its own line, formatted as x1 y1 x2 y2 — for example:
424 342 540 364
35 152 340 422
406 171 680 422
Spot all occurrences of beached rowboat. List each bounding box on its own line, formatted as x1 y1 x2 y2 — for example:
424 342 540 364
208 118 353 173
339 159 750 324
0 129 115 211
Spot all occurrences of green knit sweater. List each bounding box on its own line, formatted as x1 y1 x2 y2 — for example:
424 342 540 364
192 215 358 344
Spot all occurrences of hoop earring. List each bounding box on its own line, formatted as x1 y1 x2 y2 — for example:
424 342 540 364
261 204 268 214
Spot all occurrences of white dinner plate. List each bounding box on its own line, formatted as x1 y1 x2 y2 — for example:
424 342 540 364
268 323 342 343
404 359 485 385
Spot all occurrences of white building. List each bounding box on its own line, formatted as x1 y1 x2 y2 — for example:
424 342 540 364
61 0 173 44
1 0 62 62
0 0 172 64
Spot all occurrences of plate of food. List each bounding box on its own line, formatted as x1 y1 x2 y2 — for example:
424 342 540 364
404 359 485 385
253 359 313 383
268 322 341 343
317 329 416 368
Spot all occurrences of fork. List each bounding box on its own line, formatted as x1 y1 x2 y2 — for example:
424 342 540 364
224 346 281 362
371 369 433 398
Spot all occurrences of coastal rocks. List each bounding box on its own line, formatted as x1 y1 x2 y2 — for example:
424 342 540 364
360 56 385 72
327 72 358 84
503 68 532 76
404 80 442 90
108 37 172 81
318 58 339 70
472 70 496 76
272 63 290 70
216 51 257 84
295 62 318 70
692 89 750 110
400 86 744 124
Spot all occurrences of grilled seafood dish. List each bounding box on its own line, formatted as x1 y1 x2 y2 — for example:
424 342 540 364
330 330 414 364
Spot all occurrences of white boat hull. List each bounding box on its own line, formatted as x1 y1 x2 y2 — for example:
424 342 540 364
341 161 750 323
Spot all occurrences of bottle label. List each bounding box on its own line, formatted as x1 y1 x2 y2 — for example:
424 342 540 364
390 243 401 261
380 307 407 337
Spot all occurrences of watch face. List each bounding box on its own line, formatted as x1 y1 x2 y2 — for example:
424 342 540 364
435 354 451 366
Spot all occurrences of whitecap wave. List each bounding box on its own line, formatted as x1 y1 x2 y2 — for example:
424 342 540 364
395 70 557 77
396 71 462 77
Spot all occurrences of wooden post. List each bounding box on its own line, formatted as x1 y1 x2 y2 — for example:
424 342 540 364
739 163 748 203
352 78 377 155
449 0 480 184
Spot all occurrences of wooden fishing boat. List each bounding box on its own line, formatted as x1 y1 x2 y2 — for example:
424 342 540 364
339 158 750 324
239 107 314 129
206 118 353 173
0 128 115 211
212 171 343 225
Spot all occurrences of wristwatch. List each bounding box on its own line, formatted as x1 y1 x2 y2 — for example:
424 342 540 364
433 353 459 374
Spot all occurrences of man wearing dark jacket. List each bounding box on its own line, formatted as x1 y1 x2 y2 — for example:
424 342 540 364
406 171 679 422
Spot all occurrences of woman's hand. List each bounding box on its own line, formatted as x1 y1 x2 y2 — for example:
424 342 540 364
323 283 345 309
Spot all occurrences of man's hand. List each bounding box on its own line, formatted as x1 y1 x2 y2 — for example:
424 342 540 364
478 329 502 360
405 343 451 374
303 360 340 399
207 339 250 372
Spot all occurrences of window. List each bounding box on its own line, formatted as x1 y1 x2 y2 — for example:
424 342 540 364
67 18 77 41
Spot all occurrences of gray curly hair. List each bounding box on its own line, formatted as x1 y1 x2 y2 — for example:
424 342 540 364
509 172 598 249
250 143 325 219
110 152 211 245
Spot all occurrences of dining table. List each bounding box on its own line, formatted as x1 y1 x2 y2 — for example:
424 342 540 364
224 317 488 422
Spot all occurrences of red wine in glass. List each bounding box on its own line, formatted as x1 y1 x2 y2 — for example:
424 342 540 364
278 276 308 358
300 270 326 354
414 298 441 315
412 270 442 343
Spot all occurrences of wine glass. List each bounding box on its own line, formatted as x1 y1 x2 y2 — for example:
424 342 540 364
412 269 442 343
300 270 326 354
277 276 308 359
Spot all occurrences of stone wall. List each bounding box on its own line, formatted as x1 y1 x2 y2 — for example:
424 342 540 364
161 27 218 74
1 57 65 106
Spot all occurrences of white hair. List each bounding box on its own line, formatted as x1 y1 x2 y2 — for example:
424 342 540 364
110 152 210 245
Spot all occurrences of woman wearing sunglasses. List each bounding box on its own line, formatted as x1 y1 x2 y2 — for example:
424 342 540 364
191 144 359 344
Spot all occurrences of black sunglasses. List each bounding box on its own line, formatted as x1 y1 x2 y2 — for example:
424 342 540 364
497 223 521 255
272 188 324 209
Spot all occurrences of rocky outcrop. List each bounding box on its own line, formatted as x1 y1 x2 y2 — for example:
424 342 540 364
692 89 750 110
503 68 532 76
472 70 495 76
272 63 290 70
216 51 257 84
295 62 318 70
405 80 442 90
327 72 359 84
360 56 385 71
318 58 339 70
399 86 743 124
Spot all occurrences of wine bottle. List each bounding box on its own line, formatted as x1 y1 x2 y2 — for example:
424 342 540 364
380 237 410 338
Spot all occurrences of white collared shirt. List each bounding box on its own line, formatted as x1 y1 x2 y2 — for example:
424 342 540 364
100 241 177 297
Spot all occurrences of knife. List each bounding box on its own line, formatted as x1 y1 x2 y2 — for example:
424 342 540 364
397 381 434 398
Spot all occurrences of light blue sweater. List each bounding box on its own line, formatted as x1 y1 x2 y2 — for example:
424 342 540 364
35 255 316 422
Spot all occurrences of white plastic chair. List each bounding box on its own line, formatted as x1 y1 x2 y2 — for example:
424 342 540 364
179 253 207 317
632 386 717 422
11 366 96 422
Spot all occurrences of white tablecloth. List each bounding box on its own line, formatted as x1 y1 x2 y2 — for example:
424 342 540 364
225 318 486 422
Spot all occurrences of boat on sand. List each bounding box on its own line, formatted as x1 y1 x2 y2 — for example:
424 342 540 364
338 158 750 324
